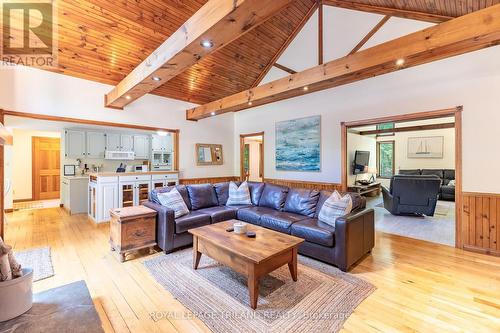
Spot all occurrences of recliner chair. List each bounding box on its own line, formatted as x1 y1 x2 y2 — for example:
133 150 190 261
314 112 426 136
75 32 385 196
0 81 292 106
382 175 441 216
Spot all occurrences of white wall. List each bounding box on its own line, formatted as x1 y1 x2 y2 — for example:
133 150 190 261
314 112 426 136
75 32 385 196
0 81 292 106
235 7 500 194
245 139 262 182
347 132 376 185
0 65 236 179
10 129 60 200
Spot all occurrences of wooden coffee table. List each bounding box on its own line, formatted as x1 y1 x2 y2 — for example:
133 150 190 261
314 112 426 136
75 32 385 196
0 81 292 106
189 220 304 309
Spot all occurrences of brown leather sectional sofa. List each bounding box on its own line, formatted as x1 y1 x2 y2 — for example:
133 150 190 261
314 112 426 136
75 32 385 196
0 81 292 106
145 181 375 271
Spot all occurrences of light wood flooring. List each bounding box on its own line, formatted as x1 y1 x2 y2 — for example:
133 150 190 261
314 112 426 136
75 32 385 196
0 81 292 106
4 207 500 333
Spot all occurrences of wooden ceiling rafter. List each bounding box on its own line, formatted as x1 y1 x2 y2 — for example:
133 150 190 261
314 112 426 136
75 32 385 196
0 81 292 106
104 0 294 109
186 4 500 120
274 63 297 74
318 0 324 65
348 15 390 55
323 0 455 23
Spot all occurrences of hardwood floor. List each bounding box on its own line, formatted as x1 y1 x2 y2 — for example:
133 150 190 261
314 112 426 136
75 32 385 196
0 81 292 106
4 208 500 332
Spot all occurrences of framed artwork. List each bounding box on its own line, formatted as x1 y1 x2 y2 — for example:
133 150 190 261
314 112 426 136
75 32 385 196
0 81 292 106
63 165 76 176
275 115 321 171
407 136 444 158
196 144 223 166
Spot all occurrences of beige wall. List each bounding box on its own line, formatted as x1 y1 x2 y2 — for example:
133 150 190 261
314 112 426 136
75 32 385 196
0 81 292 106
11 129 60 201
347 132 376 186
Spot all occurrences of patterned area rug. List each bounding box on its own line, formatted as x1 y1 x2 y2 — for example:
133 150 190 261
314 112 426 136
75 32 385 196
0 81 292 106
144 249 375 333
0 281 104 333
15 247 54 282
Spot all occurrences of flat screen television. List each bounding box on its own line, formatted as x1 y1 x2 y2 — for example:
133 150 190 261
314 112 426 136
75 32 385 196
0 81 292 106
353 150 370 175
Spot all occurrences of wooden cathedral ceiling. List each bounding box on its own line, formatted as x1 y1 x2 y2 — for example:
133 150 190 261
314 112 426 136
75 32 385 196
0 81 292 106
35 0 500 105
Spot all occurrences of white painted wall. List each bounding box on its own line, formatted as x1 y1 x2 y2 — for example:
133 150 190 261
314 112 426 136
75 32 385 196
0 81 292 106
245 139 262 182
0 65 236 179
235 7 500 194
347 132 376 185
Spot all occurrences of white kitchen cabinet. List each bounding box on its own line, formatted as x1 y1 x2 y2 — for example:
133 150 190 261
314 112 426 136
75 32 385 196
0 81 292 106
100 183 119 221
133 135 150 159
151 134 172 152
121 134 134 152
86 132 106 158
151 173 179 189
88 176 119 223
118 174 151 207
106 133 121 151
65 130 86 158
62 176 89 215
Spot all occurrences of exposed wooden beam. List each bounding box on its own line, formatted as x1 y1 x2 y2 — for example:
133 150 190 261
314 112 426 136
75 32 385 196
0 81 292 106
186 5 500 121
318 0 324 65
273 63 297 74
323 0 454 24
104 0 293 109
348 15 390 55
357 122 455 135
251 1 318 87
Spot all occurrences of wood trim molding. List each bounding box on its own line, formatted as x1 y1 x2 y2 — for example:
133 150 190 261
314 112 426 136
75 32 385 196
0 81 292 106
2 110 179 133
240 132 265 181
273 63 297 75
323 0 454 23
179 176 239 185
318 0 324 65
12 198 34 203
0 109 4 239
357 122 455 135
264 178 342 192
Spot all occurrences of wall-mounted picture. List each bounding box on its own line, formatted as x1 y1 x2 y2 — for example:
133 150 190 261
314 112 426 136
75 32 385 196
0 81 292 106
196 144 223 166
276 115 321 171
407 136 444 159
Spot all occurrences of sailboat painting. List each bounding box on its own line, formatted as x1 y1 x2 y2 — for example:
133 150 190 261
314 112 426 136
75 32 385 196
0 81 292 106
408 136 444 159
276 115 321 171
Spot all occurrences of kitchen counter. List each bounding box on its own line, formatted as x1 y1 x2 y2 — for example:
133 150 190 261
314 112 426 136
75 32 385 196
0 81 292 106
88 170 179 177
63 175 90 180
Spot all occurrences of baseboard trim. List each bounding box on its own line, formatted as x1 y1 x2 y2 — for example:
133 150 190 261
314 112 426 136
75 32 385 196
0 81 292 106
13 198 33 203
463 245 500 257
179 176 239 185
4 209 13 213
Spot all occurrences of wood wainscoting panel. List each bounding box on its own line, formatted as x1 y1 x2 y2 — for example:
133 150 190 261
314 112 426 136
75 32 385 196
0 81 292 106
263 178 342 192
462 192 500 256
179 176 239 185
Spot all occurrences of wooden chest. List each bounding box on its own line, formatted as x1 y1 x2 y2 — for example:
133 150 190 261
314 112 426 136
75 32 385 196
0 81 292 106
109 205 157 262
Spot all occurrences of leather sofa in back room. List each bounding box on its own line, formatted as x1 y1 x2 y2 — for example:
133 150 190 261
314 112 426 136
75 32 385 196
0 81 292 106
145 181 375 272
399 169 455 201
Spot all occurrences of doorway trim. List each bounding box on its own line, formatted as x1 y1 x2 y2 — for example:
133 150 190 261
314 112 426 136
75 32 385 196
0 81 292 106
240 132 265 181
341 106 463 248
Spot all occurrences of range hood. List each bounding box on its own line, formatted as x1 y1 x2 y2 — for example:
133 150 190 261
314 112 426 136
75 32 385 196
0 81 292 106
105 151 135 160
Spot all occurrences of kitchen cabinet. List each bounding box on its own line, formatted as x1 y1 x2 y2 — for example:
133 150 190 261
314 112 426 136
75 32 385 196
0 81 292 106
65 130 86 158
106 133 121 151
88 175 119 223
151 134 172 152
86 132 106 158
121 134 134 152
151 173 179 189
133 135 150 159
61 176 89 215
119 175 151 207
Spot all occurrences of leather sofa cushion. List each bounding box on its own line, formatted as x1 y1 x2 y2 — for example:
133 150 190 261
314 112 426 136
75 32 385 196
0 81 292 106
290 218 335 247
196 206 237 224
237 206 276 225
258 183 289 210
187 184 219 210
314 191 365 218
441 185 455 195
214 181 241 206
175 211 211 234
399 169 421 175
150 185 192 210
260 211 307 234
284 188 320 217
247 181 266 206
443 169 455 185
422 169 444 183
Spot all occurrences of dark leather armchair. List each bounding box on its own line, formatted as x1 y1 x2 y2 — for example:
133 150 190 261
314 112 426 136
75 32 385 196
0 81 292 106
382 175 441 216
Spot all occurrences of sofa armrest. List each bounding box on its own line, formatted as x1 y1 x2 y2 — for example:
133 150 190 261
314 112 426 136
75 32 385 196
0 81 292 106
143 201 176 253
334 208 375 272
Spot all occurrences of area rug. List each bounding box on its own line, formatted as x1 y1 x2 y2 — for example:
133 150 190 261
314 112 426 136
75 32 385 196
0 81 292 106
375 201 451 216
144 249 375 333
15 247 54 282
0 281 104 333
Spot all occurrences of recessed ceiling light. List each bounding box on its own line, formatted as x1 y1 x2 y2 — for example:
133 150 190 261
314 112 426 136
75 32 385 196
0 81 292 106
248 101 253 106
125 95 131 100
152 76 161 82
210 112 216 116
200 40 214 48
303 86 309 91
395 58 405 66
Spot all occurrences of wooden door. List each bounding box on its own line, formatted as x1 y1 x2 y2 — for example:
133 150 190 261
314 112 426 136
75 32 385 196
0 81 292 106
32 137 61 200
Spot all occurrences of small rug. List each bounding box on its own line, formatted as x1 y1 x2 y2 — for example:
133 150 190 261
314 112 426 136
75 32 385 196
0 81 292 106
144 249 375 333
15 247 54 282
0 281 104 333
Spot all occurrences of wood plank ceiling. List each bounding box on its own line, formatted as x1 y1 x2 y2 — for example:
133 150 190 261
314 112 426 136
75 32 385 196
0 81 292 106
20 0 500 105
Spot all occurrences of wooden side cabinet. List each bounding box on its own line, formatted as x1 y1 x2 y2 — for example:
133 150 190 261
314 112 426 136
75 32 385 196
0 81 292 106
109 205 157 262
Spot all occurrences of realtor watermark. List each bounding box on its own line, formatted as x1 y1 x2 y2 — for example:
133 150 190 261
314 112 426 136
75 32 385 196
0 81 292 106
1 0 58 67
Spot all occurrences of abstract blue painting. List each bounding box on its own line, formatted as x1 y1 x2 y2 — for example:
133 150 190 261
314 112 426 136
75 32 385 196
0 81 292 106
275 115 321 171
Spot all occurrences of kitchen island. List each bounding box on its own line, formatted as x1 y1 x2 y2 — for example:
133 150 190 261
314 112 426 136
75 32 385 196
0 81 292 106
88 171 179 223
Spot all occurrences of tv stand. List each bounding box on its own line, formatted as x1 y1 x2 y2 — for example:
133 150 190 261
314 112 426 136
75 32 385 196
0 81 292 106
348 182 381 197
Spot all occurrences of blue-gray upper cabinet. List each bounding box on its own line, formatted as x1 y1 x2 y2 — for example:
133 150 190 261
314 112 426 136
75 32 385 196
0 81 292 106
133 135 150 159
86 131 106 158
65 130 86 158
106 133 121 151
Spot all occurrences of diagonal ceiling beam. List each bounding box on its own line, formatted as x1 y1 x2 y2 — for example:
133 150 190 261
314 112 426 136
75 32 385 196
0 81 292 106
348 15 390 55
323 0 454 23
104 0 294 109
186 4 500 120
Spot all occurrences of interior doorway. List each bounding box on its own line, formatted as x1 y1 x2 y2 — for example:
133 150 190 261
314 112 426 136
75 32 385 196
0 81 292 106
240 132 264 182
32 137 61 200
341 107 463 248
